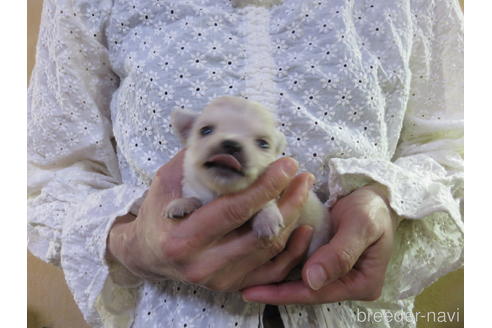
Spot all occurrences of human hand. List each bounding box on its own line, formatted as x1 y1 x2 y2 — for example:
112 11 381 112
242 184 398 303
107 150 316 291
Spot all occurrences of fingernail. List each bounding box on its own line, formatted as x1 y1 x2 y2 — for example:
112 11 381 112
306 173 315 188
301 225 314 241
281 158 298 177
301 224 314 232
242 294 252 303
303 225 314 236
307 264 327 291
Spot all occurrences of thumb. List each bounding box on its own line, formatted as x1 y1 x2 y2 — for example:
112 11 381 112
151 149 186 200
178 157 299 243
201 157 298 230
301 224 368 291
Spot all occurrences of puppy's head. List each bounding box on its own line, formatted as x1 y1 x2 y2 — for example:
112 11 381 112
172 96 286 194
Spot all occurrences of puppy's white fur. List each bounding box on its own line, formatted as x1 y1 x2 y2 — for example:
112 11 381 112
168 96 330 255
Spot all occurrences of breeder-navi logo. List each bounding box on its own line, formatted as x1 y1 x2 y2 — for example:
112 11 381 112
355 308 461 324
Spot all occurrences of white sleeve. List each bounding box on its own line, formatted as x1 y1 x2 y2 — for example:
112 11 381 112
28 0 146 326
327 0 463 228
326 0 463 299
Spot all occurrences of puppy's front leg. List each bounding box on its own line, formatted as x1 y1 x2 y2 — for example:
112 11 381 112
252 201 284 241
165 197 202 219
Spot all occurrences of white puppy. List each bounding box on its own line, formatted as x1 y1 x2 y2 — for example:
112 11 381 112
167 96 329 255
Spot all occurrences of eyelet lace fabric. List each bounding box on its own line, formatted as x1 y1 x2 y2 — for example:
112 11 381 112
27 0 463 327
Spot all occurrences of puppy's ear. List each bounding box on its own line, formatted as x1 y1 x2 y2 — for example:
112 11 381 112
274 131 286 156
171 110 199 145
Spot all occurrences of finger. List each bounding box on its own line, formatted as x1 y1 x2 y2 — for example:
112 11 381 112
277 172 314 227
138 150 186 234
241 271 364 305
194 173 314 280
240 225 313 288
197 226 311 292
179 157 299 244
216 173 314 270
301 219 372 291
242 280 315 304
346 228 394 298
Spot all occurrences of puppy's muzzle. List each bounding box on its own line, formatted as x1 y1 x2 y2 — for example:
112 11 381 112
221 139 242 155
203 139 246 176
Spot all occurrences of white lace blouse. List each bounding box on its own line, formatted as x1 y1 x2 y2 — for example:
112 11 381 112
27 0 463 327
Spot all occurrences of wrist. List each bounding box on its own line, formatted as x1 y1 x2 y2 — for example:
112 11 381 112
107 214 143 286
363 183 389 204
362 183 403 230
107 214 136 264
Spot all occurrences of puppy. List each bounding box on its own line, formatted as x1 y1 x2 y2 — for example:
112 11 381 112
167 96 329 255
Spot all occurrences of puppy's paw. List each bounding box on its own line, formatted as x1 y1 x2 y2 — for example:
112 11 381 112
165 197 202 219
252 204 284 243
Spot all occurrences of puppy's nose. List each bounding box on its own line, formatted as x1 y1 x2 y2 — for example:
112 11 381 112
221 139 242 154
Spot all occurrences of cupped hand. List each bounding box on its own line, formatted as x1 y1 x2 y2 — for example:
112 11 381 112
242 184 399 304
107 150 316 291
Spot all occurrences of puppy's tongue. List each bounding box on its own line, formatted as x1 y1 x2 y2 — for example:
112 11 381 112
207 154 242 171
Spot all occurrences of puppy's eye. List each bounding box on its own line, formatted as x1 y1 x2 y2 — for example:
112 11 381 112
199 125 214 136
256 139 270 149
